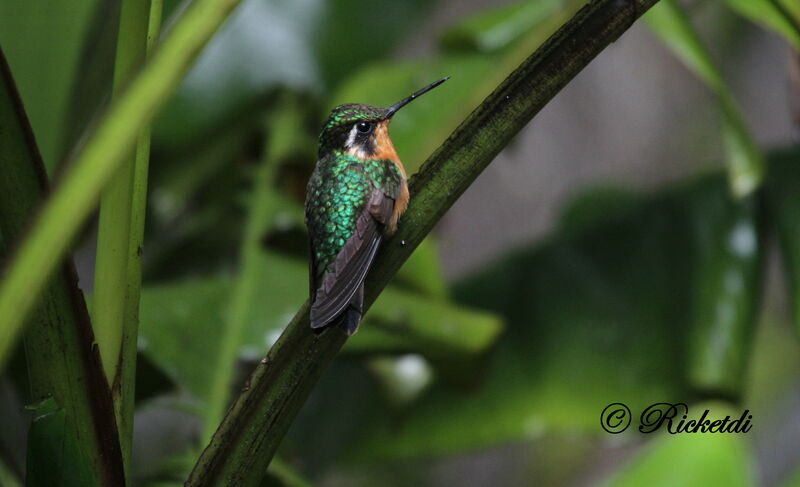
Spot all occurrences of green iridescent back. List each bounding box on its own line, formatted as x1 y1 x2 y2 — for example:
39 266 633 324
306 150 402 278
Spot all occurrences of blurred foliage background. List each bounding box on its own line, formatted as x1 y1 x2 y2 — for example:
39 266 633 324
1 0 799 485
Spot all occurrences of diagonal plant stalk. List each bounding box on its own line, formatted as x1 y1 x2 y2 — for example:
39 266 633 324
0 0 244 373
92 0 163 476
0 48 124 486
186 0 661 484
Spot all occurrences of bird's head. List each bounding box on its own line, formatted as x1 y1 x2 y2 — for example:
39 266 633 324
318 77 449 160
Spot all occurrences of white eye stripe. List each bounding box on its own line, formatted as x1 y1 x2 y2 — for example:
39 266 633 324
345 124 359 148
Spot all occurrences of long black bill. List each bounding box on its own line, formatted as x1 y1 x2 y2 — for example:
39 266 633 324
384 76 450 119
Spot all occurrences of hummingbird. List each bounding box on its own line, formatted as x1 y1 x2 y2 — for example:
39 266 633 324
305 77 449 335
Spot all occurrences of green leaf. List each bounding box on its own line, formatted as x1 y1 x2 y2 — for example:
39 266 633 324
765 148 800 334
440 0 564 52
780 464 800 487
25 398 99 487
329 0 579 175
58 1 122 164
392 238 448 298
682 179 763 397
720 0 800 50
0 0 100 171
199 94 313 437
0 46 124 485
345 171 761 461
153 0 435 152
779 0 800 25
0 0 246 374
313 0 436 88
265 457 314 487
644 0 764 197
139 277 231 404
604 404 755 487
138 266 502 405
557 186 643 236
0 456 22 487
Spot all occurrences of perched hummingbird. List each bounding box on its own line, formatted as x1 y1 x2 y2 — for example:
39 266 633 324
305 77 449 335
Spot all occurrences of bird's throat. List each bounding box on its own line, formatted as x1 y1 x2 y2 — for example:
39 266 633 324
346 121 401 165
372 121 400 163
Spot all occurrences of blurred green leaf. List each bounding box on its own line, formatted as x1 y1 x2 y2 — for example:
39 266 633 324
0 456 21 487
720 0 800 50
744 314 800 424
780 0 800 25
441 0 563 52
344 169 765 461
0 0 248 375
25 398 99 487
557 186 643 236
780 464 800 487
765 148 800 334
0 0 100 170
0 44 124 485
59 0 122 163
201 94 310 436
266 457 314 487
645 0 764 197
392 238 448 298
138 259 501 405
153 0 435 152
683 180 763 397
139 277 230 404
313 0 435 88
604 404 755 487
324 0 579 175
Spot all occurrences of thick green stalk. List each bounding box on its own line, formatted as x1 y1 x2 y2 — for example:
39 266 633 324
93 2 153 474
0 0 244 371
0 47 124 486
94 0 151 384
186 0 661 484
92 0 164 475
118 0 163 473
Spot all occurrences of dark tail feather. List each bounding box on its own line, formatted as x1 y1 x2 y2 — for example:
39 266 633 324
342 285 364 335
342 307 361 335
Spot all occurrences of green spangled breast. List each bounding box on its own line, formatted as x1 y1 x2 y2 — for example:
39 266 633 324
305 152 402 279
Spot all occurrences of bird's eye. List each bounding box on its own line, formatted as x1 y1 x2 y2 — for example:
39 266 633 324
356 121 372 134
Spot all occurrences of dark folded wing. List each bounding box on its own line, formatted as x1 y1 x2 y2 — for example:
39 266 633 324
310 189 395 329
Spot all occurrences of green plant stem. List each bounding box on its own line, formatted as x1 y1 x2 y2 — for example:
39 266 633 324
92 0 150 480
201 94 307 441
0 0 244 372
644 0 764 197
95 0 152 384
119 0 163 470
93 0 161 476
186 0 661 484
0 47 124 487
